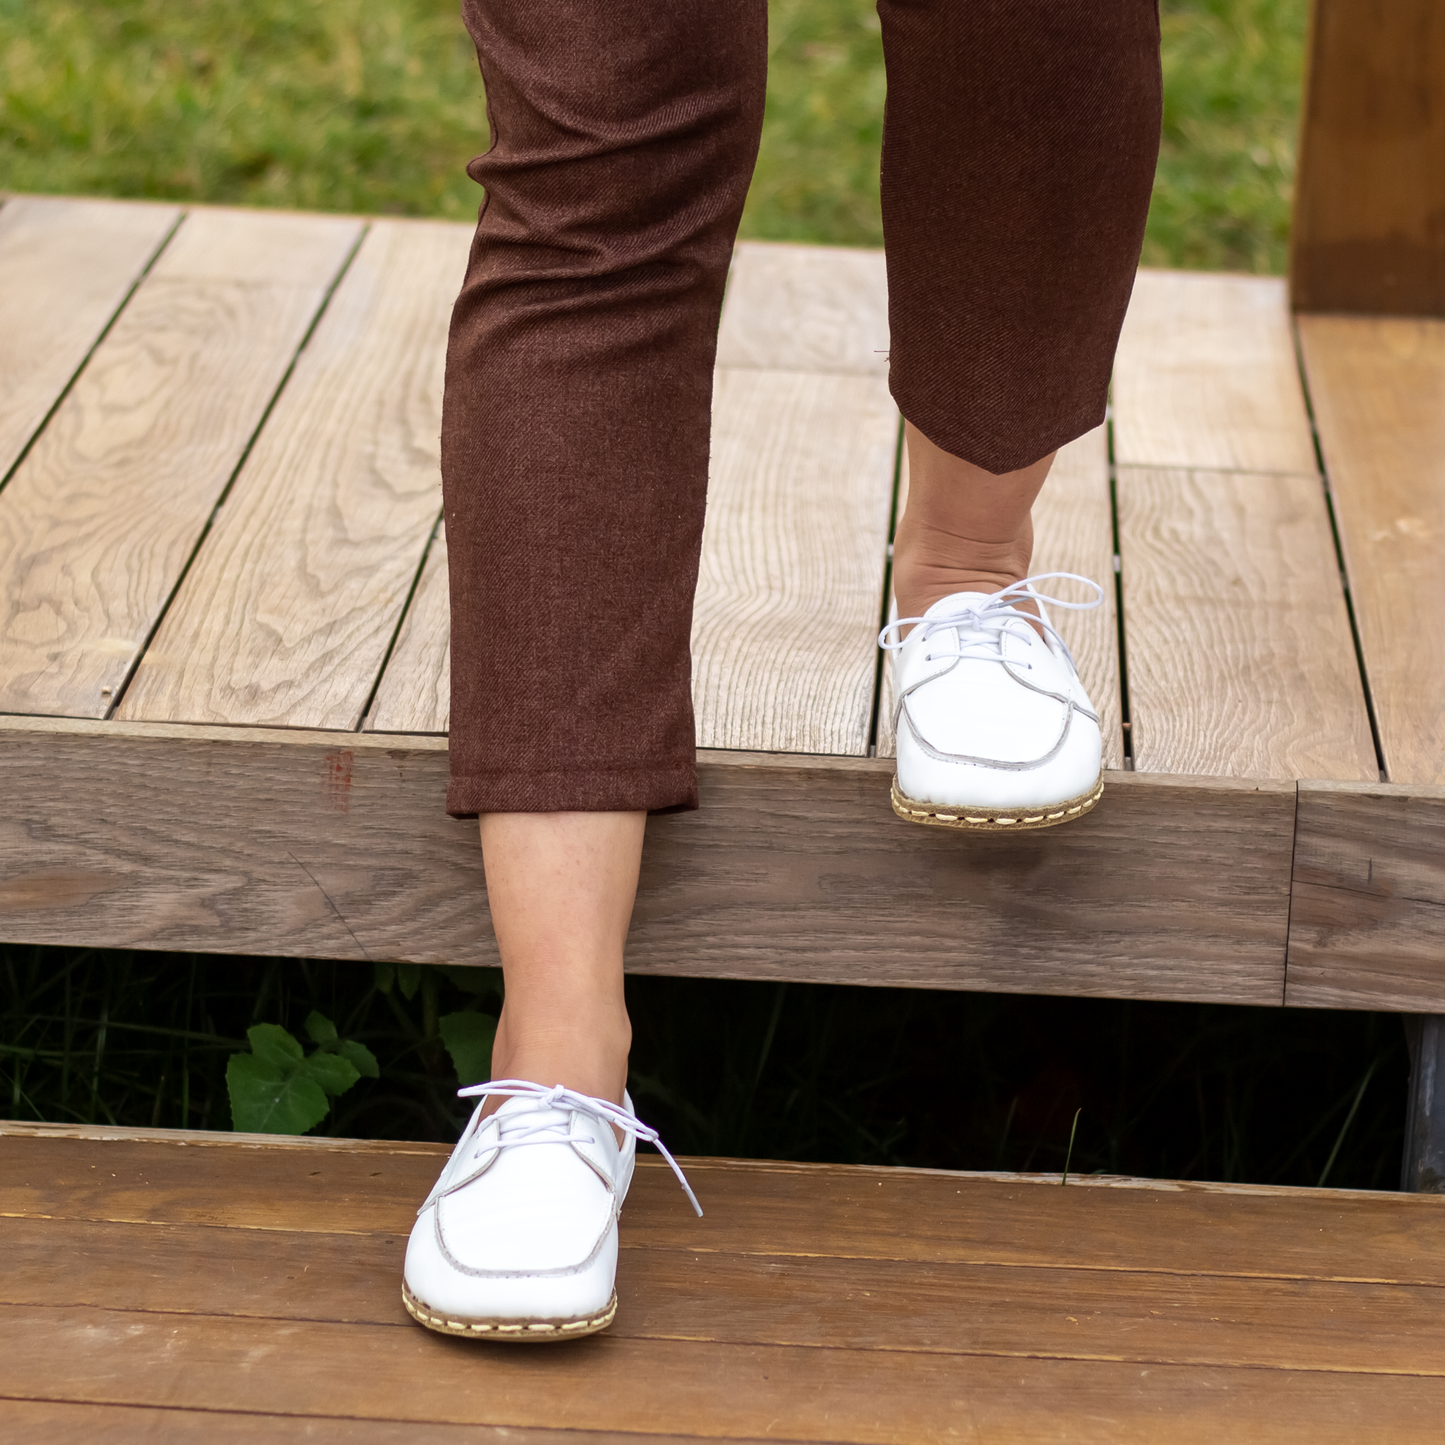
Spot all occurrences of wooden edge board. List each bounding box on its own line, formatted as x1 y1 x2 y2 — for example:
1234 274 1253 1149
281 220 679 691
2 718 1440 1008
0 716 1289 1003
1285 777 1445 1010
3 1118 1441 1209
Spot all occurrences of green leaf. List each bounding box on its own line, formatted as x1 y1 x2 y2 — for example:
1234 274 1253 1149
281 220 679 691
305 1050 360 1097
226 1051 330 1134
244 1023 304 1069
337 1038 380 1079
396 962 422 1001
373 960 396 994
439 1011 496 1086
304 1010 338 1045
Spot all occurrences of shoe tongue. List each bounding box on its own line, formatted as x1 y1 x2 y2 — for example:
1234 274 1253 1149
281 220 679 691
491 1093 572 1138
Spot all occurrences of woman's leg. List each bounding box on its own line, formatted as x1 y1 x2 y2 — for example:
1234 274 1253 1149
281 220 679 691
443 0 768 821
440 0 766 1099
481 811 642 1108
878 0 1162 612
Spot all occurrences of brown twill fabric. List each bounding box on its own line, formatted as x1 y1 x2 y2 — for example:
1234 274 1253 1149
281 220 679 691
442 0 1161 816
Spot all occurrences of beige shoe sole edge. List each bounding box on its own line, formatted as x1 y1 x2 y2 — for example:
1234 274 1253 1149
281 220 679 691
403 1281 617 1342
891 776 1104 832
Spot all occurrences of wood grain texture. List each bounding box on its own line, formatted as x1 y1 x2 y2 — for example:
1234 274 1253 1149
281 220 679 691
0 194 179 483
1291 0 1445 315
7 1131 1445 1285
118 219 467 729
4 1130 1445 1443
10 1214 1445 1377
691 367 896 754
715 240 889 374
1285 778 1445 1011
1112 269 1320 475
0 1401 628 1445
1116 466 1376 781
0 206 361 718
365 520 449 733
0 718 1292 1004
1296 315 1445 784
878 426 1121 766
13 1302 1445 1445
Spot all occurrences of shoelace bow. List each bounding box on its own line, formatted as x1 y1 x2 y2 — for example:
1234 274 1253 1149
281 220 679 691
877 572 1104 673
425 1079 703 1217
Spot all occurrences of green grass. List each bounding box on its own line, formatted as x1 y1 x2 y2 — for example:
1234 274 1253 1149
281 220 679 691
1 0 1308 272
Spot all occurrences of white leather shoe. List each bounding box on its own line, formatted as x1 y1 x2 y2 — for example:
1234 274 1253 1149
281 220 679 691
880 574 1106 831
403 1080 700 1341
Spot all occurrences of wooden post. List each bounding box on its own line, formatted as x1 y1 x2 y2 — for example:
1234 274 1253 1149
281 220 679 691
1290 0 1445 316
1401 1016 1445 1193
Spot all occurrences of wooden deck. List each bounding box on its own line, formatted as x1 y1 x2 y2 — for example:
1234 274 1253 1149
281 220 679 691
3 1120 1444 1442
1 191 1442 1012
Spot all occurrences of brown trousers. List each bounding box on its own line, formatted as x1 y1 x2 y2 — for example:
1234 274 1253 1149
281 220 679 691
442 0 1162 817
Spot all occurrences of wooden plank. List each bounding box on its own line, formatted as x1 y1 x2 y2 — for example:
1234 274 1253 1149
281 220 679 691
10 1212 1445 1377
1296 315 1445 785
1112 270 1319 475
691 367 896 755
1115 466 1376 781
5 1301 1445 1444
0 195 179 483
365 520 449 733
0 718 1294 1004
1290 0 1445 315
0 206 361 718
6 1131 1445 1288
878 426 1121 767
0 1401 625 1445
715 240 889 375
1285 778 1445 1011
117 219 466 729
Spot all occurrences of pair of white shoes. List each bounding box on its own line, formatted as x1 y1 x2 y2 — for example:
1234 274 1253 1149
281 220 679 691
402 573 1105 1341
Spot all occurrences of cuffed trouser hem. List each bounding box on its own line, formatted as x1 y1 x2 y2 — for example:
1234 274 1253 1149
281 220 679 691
446 763 699 819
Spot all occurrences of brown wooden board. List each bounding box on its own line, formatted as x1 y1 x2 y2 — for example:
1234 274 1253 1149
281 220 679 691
1285 778 1445 1012
0 194 179 485
0 206 361 718
1112 270 1320 476
1291 0 1445 316
1296 314 1445 786
1115 466 1376 781
0 718 1294 1005
118 218 468 730
6 1131 1445 1288
3 1129 1445 1443
10 1213 1445 1380
11 1300 1445 1445
0 1401 644 1445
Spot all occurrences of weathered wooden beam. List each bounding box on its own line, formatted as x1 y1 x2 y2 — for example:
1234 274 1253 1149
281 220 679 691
1290 0 1445 315
1402 1015 1445 1193
1285 779 1445 1010
0 717 1295 1006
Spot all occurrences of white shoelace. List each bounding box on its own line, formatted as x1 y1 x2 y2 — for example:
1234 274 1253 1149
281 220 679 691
877 572 1104 673
425 1079 703 1217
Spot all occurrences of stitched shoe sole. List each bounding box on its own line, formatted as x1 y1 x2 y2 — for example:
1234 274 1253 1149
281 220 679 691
403 1282 617 1342
891 775 1104 831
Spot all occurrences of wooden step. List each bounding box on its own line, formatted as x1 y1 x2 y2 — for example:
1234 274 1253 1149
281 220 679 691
3 1121 1443 1443
0 194 1442 1013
